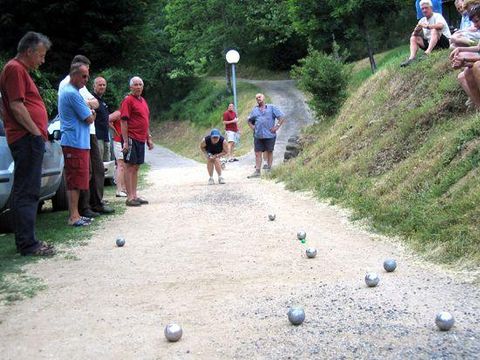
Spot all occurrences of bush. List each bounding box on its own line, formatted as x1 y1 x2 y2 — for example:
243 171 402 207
291 49 349 117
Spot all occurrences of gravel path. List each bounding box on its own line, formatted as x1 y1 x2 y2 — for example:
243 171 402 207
0 81 479 359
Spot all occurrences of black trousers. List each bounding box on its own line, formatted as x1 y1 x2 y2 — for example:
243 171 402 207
79 134 104 213
8 135 44 254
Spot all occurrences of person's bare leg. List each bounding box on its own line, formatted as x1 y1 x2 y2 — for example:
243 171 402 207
132 165 139 200
115 159 126 193
255 151 262 170
424 30 440 55
67 189 81 223
214 158 222 176
458 70 474 100
125 163 134 201
229 141 235 158
207 159 214 177
466 65 480 107
409 35 422 59
266 151 273 168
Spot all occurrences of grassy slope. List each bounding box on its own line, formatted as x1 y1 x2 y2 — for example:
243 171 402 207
152 79 261 162
273 49 480 267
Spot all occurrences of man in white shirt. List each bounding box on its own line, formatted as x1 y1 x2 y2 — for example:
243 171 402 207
401 0 451 67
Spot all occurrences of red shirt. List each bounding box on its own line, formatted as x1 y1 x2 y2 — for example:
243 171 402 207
111 115 122 142
120 94 150 142
0 59 48 144
223 110 238 132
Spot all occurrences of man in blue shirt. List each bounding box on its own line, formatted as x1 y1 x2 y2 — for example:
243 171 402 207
58 63 96 226
247 93 286 178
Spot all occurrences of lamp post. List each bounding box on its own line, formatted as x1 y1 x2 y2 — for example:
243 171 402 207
225 49 240 112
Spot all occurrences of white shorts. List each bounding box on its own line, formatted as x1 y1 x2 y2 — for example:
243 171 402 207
226 130 238 143
113 141 124 160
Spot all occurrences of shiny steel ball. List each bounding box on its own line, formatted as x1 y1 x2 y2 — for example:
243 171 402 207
287 307 305 326
435 312 455 331
116 237 125 247
383 259 397 272
305 248 317 258
268 214 276 221
164 323 183 342
297 231 306 240
365 272 380 287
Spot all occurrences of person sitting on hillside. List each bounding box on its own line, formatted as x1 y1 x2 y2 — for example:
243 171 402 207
451 5 480 108
416 0 443 20
401 0 451 67
450 0 480 48
200 129 228 185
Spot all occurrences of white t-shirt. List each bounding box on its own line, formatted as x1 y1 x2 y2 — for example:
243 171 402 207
59 75 96 134
419 12 451 41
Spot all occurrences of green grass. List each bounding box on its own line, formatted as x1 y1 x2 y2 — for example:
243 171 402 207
273 48 480 268
152 79 261 162
0 164 150 305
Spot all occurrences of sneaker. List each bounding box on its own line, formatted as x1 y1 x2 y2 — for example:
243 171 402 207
232 158 239 162
208 178 215 185
218 176 225 184
126 199 141 207
81 209 100 218
93 205 115 214
400 58 415 67
135 197 149 205
116 191 127 197
247 171 261 179
263 164 269 170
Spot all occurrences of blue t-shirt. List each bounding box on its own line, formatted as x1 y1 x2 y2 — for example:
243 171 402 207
58 83 92 149
416 0 442 20
248 104 285 139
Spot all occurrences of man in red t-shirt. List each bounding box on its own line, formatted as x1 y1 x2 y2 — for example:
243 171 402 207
0 31 55 256
120 76 154 207
223 103 240 161
109 109 127 197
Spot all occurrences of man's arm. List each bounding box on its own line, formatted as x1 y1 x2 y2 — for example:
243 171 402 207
9 100 42 136
147 132 154 150
200 138 209 158
121 118 129 152
84 110 96 125
109 110 121 135
247 117 255 131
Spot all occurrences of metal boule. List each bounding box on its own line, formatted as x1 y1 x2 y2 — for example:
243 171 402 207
305 248 317 258
287 307 305 326
365 272 380 287
435 312 455 331
116 237 125 247
297 231 306 240
164 323 183 342
383 259 397 272
268 214 276 221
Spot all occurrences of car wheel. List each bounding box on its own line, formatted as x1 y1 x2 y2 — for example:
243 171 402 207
0 196 15 233
52 173 68 211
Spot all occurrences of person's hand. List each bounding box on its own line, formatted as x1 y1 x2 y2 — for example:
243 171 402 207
147 138 154 150
449 48 460 61
88 98 99 109
270 125 280 133
452 56 465 69
122 143 129 155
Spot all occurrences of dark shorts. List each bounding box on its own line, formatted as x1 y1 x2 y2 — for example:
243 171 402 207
421 34 450 51
124 137 145 165
62 146 90 190
254 137 276 152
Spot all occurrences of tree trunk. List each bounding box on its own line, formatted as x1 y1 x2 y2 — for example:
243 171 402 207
362 21 377 73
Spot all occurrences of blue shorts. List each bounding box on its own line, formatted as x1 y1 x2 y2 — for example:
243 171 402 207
124 138 145 165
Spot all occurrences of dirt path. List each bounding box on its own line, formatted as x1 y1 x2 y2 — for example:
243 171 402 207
0 81 479 359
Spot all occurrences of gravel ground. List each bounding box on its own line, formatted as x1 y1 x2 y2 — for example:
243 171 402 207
0 81 478 359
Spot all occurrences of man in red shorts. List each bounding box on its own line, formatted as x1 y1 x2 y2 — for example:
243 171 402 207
0 31 55 256
58 63 96 226
120 76 154 207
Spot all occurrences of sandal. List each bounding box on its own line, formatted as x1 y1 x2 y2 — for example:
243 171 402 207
69 218 91 227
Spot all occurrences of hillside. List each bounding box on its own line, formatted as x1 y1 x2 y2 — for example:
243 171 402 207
274 50 480 268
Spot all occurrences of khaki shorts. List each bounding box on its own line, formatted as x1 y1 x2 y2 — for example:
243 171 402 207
113 141 123 160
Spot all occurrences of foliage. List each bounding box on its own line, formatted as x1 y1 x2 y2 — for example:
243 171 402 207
291 49 349 117
153 79 260 161
274 49 480 266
